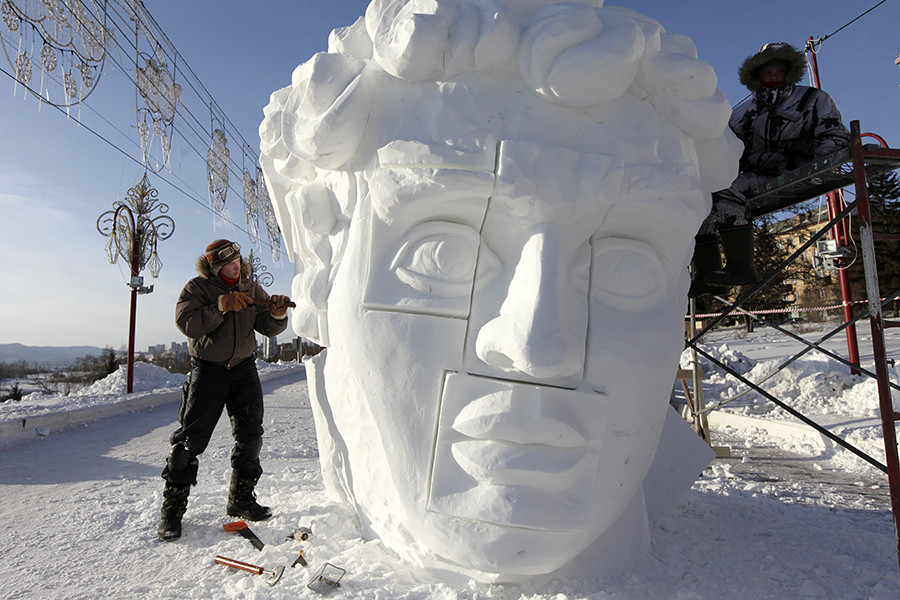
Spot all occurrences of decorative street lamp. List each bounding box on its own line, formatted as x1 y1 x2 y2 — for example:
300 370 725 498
96 173 174 393
247 249 274 288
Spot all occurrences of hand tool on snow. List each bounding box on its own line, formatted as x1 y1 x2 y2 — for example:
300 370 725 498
307 562 345 595
287 526 313 542
223 519 265 550
250 297 297 308
291 549 308 568
286 526 312 567
214 555 285 586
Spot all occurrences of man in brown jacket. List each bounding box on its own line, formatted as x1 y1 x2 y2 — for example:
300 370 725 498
157 239 291 541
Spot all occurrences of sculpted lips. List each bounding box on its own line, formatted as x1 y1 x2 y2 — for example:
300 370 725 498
428 372 608 529
452 388 587 447
447 382 595 486
451 440 591 487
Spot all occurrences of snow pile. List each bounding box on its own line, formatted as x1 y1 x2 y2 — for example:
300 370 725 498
681 342 757 376
747 357 900 419
678 326 900 478
684 344 900 420
74 361 186 395
1 359 301 425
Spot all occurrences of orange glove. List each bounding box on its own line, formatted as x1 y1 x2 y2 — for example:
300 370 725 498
269 294 292 318
220 292 253 313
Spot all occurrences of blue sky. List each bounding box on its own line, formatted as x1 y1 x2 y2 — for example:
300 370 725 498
0 0 897 350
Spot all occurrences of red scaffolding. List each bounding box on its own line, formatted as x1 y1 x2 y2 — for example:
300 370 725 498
685 121 900 569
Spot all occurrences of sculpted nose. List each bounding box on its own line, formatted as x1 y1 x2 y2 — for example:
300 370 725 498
475 230 586 380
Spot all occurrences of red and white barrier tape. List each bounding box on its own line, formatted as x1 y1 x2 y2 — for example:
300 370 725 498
688 298 888 319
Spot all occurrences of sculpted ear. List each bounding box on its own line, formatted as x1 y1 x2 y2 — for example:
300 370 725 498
637 32 733 138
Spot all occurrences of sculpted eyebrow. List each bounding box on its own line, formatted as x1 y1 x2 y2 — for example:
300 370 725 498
369 168 496 221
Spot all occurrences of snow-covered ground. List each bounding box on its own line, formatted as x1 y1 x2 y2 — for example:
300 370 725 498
692 323 900 476
2 324 900 599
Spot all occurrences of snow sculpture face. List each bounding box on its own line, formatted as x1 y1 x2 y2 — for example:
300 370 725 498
260 0 741 581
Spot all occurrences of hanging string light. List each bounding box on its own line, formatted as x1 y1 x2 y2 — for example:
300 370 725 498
207 118 230 212
2 0 283 266
0 0 112 106
135 51 181 171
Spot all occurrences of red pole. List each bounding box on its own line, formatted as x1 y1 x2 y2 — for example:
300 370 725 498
827 191 862 374
126 224 141 394
806 38 861 374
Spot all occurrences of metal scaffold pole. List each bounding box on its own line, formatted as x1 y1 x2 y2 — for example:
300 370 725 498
849 120 900 570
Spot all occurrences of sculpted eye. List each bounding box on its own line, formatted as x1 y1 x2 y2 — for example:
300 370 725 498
390 222 499 297
590 237 665 311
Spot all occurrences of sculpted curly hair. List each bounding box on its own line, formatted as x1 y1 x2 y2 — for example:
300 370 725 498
259 0 741 345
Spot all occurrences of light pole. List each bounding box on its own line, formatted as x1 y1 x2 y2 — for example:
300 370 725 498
247 249 274 288
96 173 174 392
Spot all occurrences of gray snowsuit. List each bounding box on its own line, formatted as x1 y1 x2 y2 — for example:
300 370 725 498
700 44 849 234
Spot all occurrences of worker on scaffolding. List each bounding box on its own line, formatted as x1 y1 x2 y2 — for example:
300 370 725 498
690 42 850 297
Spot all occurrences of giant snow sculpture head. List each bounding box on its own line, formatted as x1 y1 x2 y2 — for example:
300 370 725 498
260 0 741 582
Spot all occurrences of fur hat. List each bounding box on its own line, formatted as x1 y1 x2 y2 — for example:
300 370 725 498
738 42 806 92
205 239 241 275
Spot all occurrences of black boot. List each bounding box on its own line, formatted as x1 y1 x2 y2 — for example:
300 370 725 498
226 471 272 521
705 224 760 287
688 234 728 298
157 482 190 541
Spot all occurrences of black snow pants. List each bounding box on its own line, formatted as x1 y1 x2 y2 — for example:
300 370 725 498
162 357 264 486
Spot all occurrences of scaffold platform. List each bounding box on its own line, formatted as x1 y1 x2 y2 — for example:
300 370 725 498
750 144 900 218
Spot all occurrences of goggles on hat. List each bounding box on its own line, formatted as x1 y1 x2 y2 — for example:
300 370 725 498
759 42 791 52
216 242 241 261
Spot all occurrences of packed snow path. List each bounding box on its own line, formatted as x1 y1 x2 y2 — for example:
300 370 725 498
2 368 900 599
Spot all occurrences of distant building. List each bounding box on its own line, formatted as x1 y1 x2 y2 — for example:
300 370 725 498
265 336 279 361
769 207 843 320
144 342 188 357
278 341 297 361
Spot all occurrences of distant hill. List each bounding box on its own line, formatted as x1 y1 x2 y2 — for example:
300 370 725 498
0 343 107 367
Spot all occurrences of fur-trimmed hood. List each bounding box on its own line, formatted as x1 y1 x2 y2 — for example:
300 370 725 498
196 255 251 279
738 42 806 92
